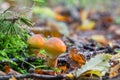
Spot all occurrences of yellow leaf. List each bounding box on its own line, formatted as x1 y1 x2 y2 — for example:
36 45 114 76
109 63 120 78
66 73 74 79
78 20 95 31
91 34 108 45
81 70 102 77
9 76 17 80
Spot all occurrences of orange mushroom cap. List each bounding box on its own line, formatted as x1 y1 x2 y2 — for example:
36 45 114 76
44 37 66 58
27 34 44 49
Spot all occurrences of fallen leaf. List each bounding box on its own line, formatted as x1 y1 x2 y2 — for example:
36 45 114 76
35 69 58 75
91 34 108 45
78 20 95 31
81 70 102 77
9 75 17 80
55 13 68 21
58 65 67 73
111 53 120 61
109 53 120 78
69 48 86 67
109 63 120 78
4 65 10 74
66 73 74 79
4 65 21 75
75 54 112 78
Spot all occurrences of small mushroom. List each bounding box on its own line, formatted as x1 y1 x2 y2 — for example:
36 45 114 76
27 34 44 56
27 34 44 49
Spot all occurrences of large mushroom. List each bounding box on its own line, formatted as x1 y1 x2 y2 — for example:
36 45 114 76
44 37 66 67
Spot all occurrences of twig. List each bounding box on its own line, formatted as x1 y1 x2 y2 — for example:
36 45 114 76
66 36 75 44
0 73 64 80
2 17 19 22
94 49 109 54
0 7 11 16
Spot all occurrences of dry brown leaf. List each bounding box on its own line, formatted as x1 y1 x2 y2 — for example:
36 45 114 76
35 69 44 74
109 63 120 78
55 14 68 21
102 16 114 23
109 54 120 78
4 65 10 74
35 69 58 75
58 65 67 73
69 48 86 67
4 65 21 75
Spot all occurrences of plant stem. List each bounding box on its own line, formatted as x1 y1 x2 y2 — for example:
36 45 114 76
22 60 36 69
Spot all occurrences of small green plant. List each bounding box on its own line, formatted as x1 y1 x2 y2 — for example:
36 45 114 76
0 10 33 73
0 9 50 74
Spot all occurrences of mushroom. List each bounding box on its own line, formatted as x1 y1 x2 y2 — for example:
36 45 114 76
27 34 44 56
44 37 66 67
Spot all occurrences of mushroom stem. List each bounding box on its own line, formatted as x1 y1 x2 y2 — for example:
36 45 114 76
47 56 58 67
